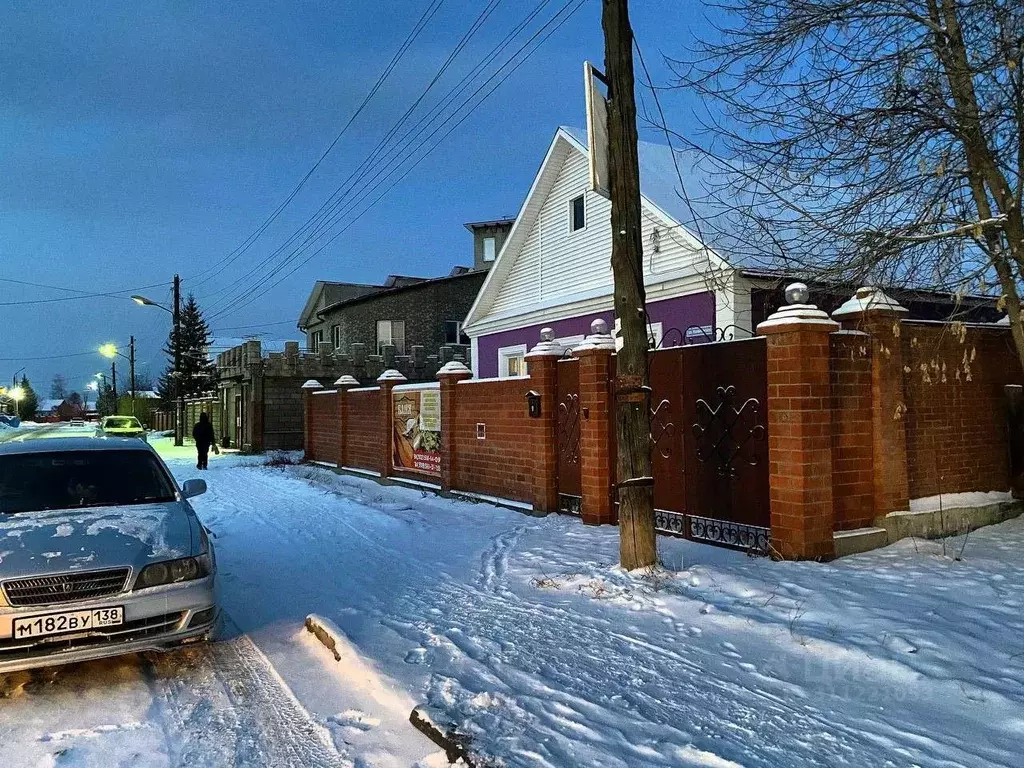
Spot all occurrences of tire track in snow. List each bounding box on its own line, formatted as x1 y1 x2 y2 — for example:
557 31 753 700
142 635 347 768
175 461 1016 767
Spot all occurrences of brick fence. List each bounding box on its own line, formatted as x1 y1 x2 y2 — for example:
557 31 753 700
303 288 1023 560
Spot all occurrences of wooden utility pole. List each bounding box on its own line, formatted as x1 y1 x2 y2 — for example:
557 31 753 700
129 335 136 416
602 0 656 569
173 273 184 446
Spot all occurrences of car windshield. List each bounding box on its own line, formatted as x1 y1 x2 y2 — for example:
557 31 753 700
105 418 141 429
0 450 177 515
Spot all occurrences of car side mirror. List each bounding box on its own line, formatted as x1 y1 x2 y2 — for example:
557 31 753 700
181 479 207 499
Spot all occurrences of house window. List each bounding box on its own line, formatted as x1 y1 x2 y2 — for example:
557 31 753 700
483 236 496 262
612 319 663 351
310 329 324 350
331 324 342 349
569 194 586 232
376 320 406 355
444 320 467 345
498 344 528 378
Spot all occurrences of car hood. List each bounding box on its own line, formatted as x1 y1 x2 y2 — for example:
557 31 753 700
0 502 194 580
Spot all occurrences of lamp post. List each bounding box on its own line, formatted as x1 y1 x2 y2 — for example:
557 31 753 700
99 338 135 415
132 274 182 445
9 385 24 420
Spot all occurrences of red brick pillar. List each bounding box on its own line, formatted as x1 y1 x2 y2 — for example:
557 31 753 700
377 370 407 478
301 379 322 461
833 287 910 519
575 320 617 526
333 375 359 469
525 328 564 514
437 361 473 492
757 285 839 560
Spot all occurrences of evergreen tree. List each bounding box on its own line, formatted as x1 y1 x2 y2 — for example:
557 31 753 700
96 383 117 417
17 375 38 421
160 293 216 403
49 374 67 400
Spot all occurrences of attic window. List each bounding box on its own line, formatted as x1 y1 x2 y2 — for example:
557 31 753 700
570 195 586 232
483 236 496 262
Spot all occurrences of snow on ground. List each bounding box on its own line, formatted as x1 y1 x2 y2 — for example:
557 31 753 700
906 490 1014 513
4 438 1024 766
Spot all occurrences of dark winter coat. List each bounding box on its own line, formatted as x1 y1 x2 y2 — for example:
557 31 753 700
192 417 215 449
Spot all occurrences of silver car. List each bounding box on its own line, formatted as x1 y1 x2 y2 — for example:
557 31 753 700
0 437 217 673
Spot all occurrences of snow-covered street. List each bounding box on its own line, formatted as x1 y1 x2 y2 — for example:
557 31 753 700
4 444 1024 767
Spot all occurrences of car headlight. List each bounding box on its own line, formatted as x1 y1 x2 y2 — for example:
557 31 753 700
135 554 212 590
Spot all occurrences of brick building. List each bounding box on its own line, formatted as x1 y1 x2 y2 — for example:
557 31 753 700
298 219 513 363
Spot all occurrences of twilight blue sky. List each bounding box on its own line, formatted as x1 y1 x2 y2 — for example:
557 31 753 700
0 0 716 395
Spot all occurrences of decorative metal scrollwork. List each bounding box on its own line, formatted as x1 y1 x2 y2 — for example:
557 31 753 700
654 509 687 536
559 494 582 517
649 399 676 459
557 393 581 465
688 515 770 552
692 386 765 477
677 324 753 346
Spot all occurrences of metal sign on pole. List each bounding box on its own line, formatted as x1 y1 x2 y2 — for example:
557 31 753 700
585 61 610 199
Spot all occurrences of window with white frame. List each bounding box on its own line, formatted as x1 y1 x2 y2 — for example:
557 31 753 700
612 319 663 351
482 236 496 262
569 194 586 232
331 324 342 349
498 344 528 378
309 329 324 350
376 320 406 355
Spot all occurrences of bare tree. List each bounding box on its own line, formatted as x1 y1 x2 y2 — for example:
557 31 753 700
664 0 1024 367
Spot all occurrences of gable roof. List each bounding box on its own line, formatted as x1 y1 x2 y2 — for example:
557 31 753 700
297 280 382 330
463 127 731 332
316 268 484 319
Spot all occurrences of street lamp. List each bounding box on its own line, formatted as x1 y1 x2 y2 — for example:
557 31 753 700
132 275 182 445
131 295 171 312
9 386 24 419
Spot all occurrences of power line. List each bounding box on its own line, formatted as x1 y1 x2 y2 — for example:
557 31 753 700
210 319 299 332
202 0 507 316
186 0 448 291
0 279 170 306
208 0 587 321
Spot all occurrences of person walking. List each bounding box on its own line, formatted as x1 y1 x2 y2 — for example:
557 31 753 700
191 411 218 470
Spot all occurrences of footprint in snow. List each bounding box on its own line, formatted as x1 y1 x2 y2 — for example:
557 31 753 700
329 710 381 732
405 647 428 664
720 642 742 659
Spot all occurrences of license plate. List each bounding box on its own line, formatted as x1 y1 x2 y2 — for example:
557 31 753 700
12 606 124 639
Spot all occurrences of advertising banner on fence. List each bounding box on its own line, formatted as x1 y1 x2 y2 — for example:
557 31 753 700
392 388 441 476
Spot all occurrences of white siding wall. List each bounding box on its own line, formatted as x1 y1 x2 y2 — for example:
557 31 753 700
488 145 712 316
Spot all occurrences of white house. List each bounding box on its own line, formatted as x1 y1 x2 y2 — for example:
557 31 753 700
462 126 1002 378
461 127 764 378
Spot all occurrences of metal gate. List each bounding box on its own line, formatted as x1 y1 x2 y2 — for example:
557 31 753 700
556 358 582 515
650 336 770 551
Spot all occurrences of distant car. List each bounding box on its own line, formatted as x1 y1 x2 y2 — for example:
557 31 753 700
0 437 218 673
68 419 86 428
98 416 147 441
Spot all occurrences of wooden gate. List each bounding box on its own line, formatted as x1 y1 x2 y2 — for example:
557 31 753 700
649 337 770 551
556 358 582 515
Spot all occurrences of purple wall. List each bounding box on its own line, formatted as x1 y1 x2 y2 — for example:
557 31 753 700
476 291 716 378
